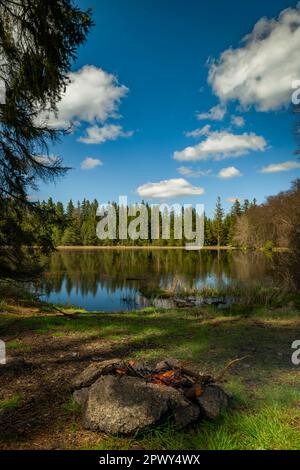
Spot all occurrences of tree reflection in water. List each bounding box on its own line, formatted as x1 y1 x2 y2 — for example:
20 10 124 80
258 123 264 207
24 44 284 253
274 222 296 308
32 249 293 311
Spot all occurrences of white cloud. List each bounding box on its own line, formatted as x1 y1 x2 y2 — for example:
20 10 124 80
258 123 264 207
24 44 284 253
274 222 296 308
80 157 103 170
173 131 267 161
39 65 132 143
208 5 300 111
231 116 245 127
218 166 242 179
177 166 211 177
185 124 211 138
196 104 226 121
260 160 300 173
136 178 205 198
226 197 241 203
78 124 133 144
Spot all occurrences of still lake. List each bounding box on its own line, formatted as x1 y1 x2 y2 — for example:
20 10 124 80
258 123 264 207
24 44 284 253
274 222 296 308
32 248 286 312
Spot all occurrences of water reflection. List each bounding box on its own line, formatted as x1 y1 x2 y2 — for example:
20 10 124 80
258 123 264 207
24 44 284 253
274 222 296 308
34 249 286 311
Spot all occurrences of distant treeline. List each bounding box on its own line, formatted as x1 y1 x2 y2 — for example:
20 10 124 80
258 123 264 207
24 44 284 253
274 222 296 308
4 179 300 251
11 178 297 250
22 195 259 247
26 181 300 248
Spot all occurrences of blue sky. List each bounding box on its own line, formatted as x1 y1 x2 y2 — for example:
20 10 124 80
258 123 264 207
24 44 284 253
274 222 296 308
37 0 300 216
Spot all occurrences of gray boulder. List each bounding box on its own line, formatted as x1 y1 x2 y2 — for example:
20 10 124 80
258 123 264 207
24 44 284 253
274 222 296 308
77 375 199 435
197 384 229 420
73 387 89 406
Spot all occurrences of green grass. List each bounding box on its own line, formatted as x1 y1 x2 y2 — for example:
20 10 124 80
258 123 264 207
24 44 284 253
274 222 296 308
6 339 31 352
62 396 81 415
0 394 22 410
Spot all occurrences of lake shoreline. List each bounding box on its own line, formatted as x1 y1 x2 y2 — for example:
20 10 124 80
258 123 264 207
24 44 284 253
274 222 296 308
55 245 289 252
56 245 235 250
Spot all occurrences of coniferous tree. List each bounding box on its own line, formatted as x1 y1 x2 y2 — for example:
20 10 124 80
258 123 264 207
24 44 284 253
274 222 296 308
213 197 224 247
204 216 214 246
0 0 93 278
232 199 242 217
243 199 250 213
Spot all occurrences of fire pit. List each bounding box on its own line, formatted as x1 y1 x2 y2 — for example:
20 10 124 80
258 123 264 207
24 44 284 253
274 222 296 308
72 358 229 435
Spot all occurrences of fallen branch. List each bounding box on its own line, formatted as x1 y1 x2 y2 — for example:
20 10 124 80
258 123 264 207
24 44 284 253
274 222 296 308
215 355 251 383
51 305 78 319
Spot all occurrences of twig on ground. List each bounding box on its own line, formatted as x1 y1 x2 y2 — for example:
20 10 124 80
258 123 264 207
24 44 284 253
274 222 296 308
215 355 251 383
52 305 78 319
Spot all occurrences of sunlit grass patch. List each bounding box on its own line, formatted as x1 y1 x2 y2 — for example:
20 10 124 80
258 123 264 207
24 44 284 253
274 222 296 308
6 339 31 352
133 341 170 361
222 377 248 406
262 383 300 405
0 394 23 410
52 331 67 337
228 405 300 450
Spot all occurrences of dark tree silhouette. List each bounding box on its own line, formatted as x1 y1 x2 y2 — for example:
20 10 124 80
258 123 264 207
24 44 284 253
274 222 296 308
0 0 93 278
